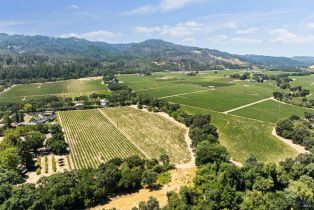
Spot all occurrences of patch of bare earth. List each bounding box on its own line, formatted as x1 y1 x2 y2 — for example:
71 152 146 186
25 154 70 184
78 76 102 81
91 167 196 210
0 84 16 95
272 127 310 154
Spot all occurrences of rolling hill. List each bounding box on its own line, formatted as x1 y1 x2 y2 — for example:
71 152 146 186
0 33 310 70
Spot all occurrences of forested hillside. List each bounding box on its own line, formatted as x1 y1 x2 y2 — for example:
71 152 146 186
0 33 310 84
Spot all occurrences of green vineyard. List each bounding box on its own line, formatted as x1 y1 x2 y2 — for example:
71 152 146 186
100 107 191 164
58 109 143 169
58 108 191 169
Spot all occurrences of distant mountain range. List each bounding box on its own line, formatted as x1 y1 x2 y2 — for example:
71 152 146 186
0 33 312 70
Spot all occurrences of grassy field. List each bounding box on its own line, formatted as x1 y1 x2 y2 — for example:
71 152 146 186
59 107 190 169
0 78 109 103
180 105 298 163
231 99 314 123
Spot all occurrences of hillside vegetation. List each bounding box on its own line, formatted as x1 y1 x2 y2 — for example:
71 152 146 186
0 33 310 85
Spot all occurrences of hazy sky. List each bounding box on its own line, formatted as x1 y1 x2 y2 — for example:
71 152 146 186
1 0 314 56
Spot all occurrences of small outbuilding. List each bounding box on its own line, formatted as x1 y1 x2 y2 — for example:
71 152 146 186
44 111 54 116
75 102 84 107
100 99 109 107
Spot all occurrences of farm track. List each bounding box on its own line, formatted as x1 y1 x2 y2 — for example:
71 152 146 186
223 97 273 114
179 104 274 124
271 128 310 154
135 84 187 91
159 89 214 99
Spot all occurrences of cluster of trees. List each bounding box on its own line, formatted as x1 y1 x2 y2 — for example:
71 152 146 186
230 72 250 80
186 72 198 76
163 153 314 209
187 115 229 165
272 74 313 108
276 114 314 150
0 123 66 170
1 126 47 169
275 74 292 89
273 92 314 108
46 124 68 155
102 72 137 106
290 86 310 97
0 155 172 209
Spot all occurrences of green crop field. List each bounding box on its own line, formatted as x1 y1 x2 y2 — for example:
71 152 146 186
118 71 311 164
59 107 191 169
230 99 314 123
119 72 277 112
0 78 109 103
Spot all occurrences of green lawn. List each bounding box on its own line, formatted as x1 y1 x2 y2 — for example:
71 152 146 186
231 99 314 123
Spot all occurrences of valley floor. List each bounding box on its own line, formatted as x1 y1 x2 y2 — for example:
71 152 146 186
119 72 314 163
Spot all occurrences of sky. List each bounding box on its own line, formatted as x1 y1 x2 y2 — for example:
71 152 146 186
1 0 314 56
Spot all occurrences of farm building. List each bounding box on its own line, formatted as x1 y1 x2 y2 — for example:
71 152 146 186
29 112 56 124
44 111 54 116
75 102 84 107
100 99 109 106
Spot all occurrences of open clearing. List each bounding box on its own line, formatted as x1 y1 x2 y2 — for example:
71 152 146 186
119 71 310 163
0 78 109 103
59 107 191 169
